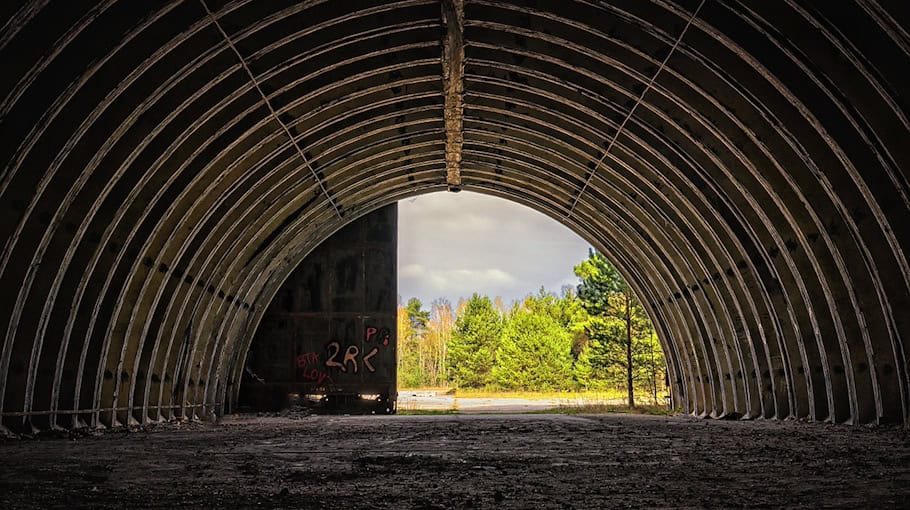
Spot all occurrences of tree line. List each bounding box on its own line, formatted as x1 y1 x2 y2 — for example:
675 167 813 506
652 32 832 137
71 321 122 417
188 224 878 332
397 250 667 406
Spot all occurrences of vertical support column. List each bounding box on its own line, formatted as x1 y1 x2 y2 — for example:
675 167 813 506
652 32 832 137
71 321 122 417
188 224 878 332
442 0 465 192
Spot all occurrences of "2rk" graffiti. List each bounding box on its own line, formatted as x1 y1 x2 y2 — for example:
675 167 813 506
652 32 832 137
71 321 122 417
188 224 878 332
324 327 390 374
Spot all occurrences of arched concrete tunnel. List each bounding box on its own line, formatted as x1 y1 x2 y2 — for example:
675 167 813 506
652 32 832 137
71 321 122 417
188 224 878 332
1 0 909 434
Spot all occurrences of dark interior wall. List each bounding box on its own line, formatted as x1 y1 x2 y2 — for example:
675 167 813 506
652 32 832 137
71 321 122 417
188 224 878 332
238 204 397 411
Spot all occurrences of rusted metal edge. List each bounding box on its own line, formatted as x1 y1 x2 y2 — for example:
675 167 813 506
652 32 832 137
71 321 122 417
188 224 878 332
442 0 465 191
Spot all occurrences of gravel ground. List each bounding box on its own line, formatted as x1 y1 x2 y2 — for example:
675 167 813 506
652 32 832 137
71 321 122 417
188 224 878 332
1 413 909 509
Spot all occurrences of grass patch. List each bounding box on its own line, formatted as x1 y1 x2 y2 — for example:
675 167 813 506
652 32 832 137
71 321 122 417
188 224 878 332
396 388 674 416
396 409 459 416
435 388 632 401
396 405 675 417
526 404 675 416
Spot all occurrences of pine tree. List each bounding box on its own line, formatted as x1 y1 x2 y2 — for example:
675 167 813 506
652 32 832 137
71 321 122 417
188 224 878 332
406 297 430 330
492 306 573 390
575 250 653 407
446 294 502 388
573 344 595 389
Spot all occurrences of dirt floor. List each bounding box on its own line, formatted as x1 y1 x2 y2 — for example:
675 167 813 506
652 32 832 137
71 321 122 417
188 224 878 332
1 413 909 509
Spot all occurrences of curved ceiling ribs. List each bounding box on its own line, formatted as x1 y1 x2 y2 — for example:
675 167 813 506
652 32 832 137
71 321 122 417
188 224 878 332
0 0 908 432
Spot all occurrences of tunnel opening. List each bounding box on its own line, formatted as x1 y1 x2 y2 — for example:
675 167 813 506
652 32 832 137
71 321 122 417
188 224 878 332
237 192 670 417
394 192 670 414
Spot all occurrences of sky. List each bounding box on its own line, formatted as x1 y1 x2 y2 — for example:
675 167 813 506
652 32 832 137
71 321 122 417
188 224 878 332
397 191 593 308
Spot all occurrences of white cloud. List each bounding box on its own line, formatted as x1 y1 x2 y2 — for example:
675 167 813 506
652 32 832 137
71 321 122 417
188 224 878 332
426 268 516 290
399 263 428 279
398 191 592 306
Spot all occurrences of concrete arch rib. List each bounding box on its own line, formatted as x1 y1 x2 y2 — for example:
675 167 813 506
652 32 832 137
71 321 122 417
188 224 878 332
0 0 908 431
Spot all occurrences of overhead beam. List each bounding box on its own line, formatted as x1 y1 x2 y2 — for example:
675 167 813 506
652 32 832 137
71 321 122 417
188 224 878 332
199 0 342 219
442 0 465 192
568 0 706 217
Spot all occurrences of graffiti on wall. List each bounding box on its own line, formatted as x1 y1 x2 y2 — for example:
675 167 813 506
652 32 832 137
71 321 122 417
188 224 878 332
296 351 334 385
296 326 391 384
323 326 391 374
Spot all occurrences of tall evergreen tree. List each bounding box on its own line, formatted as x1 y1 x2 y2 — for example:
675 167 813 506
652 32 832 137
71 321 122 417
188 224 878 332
406 297 430 330
575 250 650 407
446 293 502 388
492 305 573 390
572 342 595 389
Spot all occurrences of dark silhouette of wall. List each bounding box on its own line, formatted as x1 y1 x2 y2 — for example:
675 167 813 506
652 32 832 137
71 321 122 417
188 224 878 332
238 205 397 413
